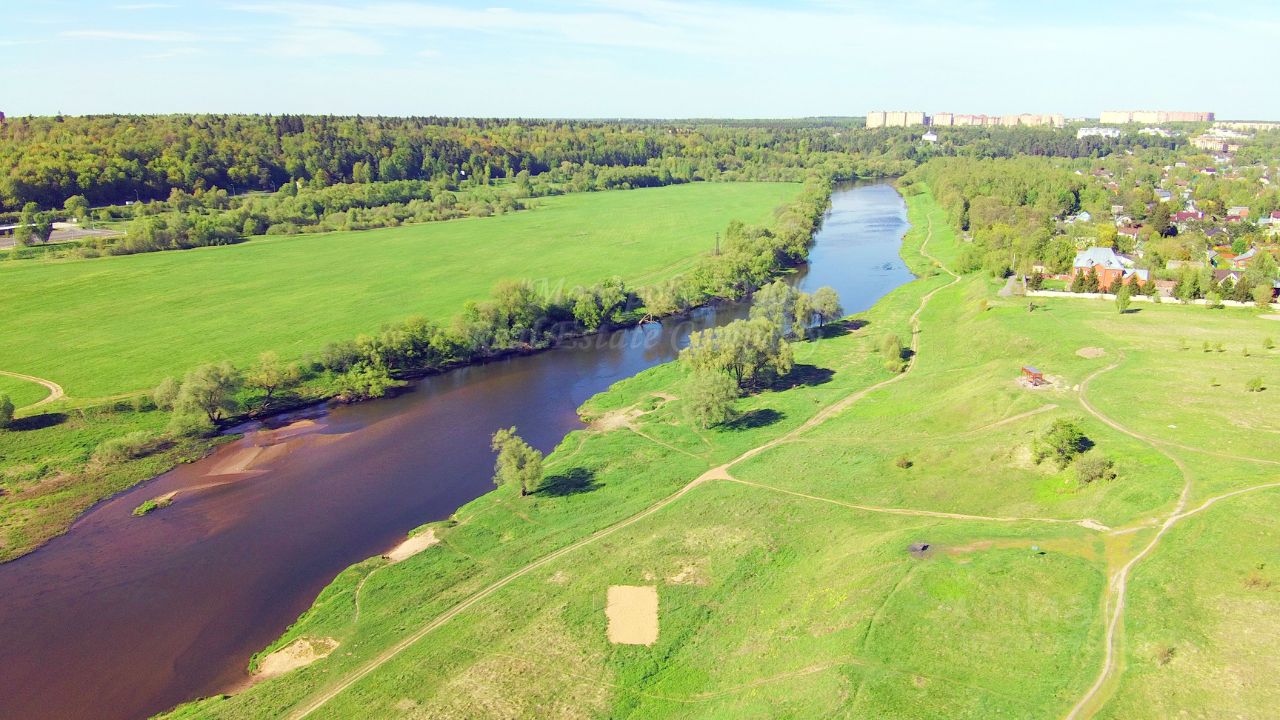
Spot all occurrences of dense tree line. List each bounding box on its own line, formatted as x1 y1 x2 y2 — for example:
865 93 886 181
0 115 1170 214
1 115 903 212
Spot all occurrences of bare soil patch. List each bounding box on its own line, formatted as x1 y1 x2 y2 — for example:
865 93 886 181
1076 347 1106 359
606 585 659 645
257 637 339 678
589 407 643 432
384 528 439 563
1261 314 1280 322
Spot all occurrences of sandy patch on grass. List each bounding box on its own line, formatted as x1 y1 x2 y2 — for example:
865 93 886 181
383 528 439 563
1261 314 1280 321
606 585 659 645
668 564 706 585
588 406 644 432
256 636 338 678
1076 347 1107 359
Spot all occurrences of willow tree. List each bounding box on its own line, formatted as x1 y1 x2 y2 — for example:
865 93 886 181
491 427 544 497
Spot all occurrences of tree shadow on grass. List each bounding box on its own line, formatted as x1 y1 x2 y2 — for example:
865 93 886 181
806 319 867 340
769 364 835 391
722 408 784 431
536 467 601 497
10 413 68 432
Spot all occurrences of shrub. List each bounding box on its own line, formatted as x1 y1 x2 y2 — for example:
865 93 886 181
895 455 913 469
0 394 13 430
167 412 214 437
94 431 155 464
152 377 180 411
1246 376 1265 392
1205 291 1223 309
1033 419 1089 468
1265 337 1275 350
1074 454 1116 484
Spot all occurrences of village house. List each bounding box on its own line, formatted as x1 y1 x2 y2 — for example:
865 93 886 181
1154 189 1173 202
1071 247 1149 290
1212 268 1244 287
1230 247 1259 269
1228 205 1250 218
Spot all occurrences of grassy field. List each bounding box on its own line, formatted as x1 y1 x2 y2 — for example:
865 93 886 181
0 182 799 562
0 182 798 399
146 188 1280 719
0 375 49 409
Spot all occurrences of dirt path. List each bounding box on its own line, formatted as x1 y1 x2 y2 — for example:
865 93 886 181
1065 362 1195 720
0 370 65 410
724 475 1106 530
289 215 964 719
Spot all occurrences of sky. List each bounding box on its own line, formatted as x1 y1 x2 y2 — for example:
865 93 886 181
2 0 1278 119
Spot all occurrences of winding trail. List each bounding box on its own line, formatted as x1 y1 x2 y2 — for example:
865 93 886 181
289 213 964 719
723 475 1107 530
0 370 64 410
1064 362 1280 719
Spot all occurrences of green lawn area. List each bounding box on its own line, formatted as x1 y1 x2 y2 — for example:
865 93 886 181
150 187 1280 719
0 182 798 399
0 375 49 409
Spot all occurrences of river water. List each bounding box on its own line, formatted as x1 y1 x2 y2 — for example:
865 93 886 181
0 181 912 720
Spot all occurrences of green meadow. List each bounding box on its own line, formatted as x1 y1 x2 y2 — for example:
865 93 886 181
0 182 798 399
165 190 1280 719
0 375 49 409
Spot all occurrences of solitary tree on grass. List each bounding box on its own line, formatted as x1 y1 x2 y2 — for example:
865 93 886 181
491 426 543 496
811 287 844 327
1115 283 1131 314
0 394 13 430
684 371 739 428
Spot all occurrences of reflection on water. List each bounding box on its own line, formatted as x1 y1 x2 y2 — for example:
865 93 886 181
0 180 911 720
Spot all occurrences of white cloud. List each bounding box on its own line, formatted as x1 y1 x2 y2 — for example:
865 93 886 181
270 28 385 57
60 30 200 42
114 3 178 9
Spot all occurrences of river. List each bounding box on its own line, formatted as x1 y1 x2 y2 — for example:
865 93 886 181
0 181 913 720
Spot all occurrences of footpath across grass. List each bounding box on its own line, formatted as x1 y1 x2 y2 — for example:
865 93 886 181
0 182 798 399
151 188 1280 719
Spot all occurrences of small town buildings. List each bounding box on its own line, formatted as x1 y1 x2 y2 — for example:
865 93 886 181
1230 247 1259 268
1155 189 1173 202
1071 247 1149 290
1078 127 1121 139
1228 205 1250 218
1212 268 1244 286
1117 225 1142 241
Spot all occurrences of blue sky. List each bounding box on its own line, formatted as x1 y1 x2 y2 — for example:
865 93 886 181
3 0 1277 118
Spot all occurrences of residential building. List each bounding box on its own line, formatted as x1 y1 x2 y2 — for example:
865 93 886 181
866 111 927 128
1078 127 1121 139
1155 189 1173 202
922 130 938 143
1071 247 1149 290
1100 110 1214 124
1230 247 1259 268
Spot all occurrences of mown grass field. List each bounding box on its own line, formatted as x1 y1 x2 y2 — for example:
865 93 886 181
0 182 798 399
0 375 49 409
161 189 1280 719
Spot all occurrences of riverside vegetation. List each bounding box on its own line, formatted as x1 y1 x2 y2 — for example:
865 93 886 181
0 179 835 561
162 187 1280 720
